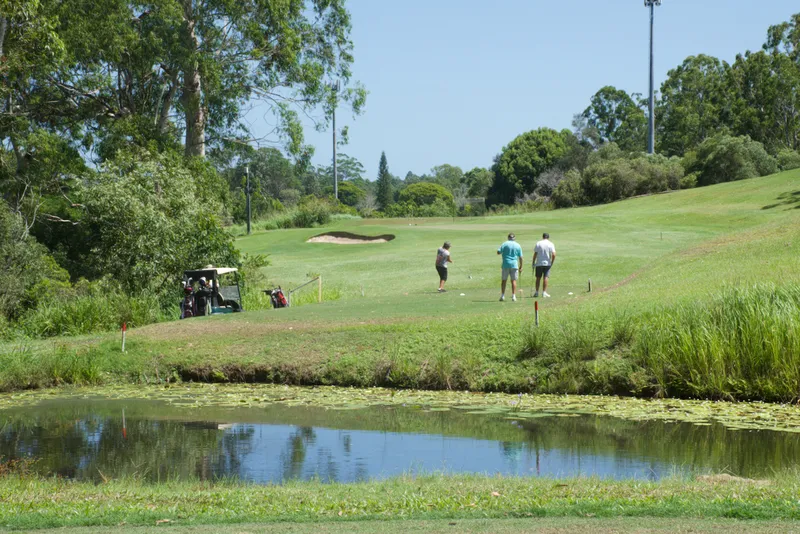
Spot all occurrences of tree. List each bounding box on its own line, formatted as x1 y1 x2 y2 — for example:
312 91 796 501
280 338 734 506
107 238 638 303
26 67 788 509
729 51 800 151
582 86 647 152
376 152 392 210
688 134 778 186
429 164 464 192
71 150 237 292
487 128 571 205
657 55 732 156
462 167 493 198
398 182 454 207
329 181 365 207
10 0 365 161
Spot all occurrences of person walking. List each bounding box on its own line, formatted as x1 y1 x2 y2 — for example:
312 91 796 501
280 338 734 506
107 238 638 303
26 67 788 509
497 233 523 302
532 232 556 298
435 241 453 292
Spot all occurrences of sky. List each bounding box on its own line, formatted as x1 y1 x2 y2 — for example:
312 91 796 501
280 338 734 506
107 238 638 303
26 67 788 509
250 0 800 180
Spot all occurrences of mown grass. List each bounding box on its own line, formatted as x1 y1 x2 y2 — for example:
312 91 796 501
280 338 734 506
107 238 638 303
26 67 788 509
1 171 799 400
1 472 799 531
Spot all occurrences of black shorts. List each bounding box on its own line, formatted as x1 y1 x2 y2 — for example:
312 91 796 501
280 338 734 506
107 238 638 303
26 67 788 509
535 265 552 278
436 265 448 281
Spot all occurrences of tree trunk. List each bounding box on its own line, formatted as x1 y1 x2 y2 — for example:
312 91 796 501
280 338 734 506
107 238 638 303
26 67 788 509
181 0 205 157
158 69 179 135
0 16 7 58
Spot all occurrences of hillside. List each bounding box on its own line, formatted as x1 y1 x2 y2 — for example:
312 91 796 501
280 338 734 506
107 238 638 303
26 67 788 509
3 171 800 399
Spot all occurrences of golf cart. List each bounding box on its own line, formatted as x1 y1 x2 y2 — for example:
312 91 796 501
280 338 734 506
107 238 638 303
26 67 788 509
182 266 243 317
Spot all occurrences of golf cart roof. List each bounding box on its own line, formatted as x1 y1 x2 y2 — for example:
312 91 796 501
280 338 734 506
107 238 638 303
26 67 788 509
184 266 238 278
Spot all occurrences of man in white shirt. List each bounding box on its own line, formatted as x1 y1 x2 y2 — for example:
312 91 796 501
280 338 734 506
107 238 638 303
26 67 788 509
532 232 556 298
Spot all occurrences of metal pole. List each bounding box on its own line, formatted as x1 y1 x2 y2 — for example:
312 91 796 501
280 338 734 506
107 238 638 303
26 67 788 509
332 82 338 201
648 2 655 155
245 165 251 235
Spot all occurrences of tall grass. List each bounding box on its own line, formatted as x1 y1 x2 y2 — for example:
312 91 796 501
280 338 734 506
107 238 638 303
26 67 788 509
16 291 172 339
635 285 800 401
519 284 800 401
226 199 334 237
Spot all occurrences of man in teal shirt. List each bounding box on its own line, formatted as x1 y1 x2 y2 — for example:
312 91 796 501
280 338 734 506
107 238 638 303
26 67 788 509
497 233 523 302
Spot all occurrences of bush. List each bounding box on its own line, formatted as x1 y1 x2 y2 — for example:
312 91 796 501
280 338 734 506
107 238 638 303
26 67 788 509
579 151 684 204
398 182 454 207
72 150 238 294
777 148 800 171
329 181 366 207
0 204 71 320
552 169 585 208
691 134 778 186
15 279 170 339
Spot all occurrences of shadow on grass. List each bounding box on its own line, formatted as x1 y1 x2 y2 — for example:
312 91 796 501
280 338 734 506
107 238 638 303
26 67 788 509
762 190 800 210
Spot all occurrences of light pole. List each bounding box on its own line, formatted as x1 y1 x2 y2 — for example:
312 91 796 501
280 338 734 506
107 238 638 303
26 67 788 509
645 0 661 155
330 81 340 200
245 165 251 235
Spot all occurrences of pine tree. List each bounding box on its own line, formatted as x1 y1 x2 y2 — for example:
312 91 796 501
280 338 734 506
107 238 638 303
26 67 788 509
376 151 393 210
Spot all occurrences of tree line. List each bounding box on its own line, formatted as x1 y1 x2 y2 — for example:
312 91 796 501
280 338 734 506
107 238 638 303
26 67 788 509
0 0 363 336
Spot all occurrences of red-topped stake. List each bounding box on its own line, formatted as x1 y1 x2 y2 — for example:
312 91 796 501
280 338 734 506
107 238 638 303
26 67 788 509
121 322 127 353
534 301 539 327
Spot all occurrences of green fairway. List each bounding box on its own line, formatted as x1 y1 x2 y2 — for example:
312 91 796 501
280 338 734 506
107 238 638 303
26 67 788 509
2 171 799 398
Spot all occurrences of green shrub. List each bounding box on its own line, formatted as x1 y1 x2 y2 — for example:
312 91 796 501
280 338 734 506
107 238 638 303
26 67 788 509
680 172 699 189
691 134 778 186
551 169 585 208
16 280 170 339
777 148 800 171
398 182 454 207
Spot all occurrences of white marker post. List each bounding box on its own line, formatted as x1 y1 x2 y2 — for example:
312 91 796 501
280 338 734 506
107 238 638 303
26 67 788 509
121 322 127 352
534 301 540 327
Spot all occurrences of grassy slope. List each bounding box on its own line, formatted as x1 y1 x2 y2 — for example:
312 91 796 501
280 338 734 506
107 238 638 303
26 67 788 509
1 172 799 395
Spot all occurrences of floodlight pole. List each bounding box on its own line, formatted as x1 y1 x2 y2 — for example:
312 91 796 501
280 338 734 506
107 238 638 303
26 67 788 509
646 0 661 155
245 165 251 235
331 81 340 200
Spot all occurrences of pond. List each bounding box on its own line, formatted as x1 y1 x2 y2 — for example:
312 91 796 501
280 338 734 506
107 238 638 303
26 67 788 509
2 397 799 484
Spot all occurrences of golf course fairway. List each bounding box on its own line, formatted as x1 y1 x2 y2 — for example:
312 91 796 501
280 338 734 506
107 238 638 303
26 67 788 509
1 170 799 399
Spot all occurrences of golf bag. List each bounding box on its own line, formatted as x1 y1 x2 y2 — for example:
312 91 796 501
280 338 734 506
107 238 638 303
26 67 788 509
182 293 195 318
269 287 288 309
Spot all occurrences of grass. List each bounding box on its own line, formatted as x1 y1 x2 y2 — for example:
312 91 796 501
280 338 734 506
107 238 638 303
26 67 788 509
2 472 800 531
43 518 800 533
1 171 799 399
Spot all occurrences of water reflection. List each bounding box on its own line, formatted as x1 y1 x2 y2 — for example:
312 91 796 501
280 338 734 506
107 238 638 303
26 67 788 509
1 399 798 483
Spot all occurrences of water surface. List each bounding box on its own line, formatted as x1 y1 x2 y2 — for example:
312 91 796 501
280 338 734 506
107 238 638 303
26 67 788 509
1 398 797 483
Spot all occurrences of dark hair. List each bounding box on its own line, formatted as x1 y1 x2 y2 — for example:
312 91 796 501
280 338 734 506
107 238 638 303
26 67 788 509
508 233 515 240
543 233 550 239
443 241 451 248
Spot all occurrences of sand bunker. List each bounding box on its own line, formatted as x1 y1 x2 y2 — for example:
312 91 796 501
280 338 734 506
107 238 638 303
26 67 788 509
306 231 396 244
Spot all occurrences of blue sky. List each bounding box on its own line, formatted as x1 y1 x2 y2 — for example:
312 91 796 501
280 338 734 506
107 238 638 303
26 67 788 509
252 1 800 179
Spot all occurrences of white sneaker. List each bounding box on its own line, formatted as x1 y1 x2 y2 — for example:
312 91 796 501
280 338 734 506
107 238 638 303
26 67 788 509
499 295 505 302
512 294 517 302
543 292 551 298
532 291 539 298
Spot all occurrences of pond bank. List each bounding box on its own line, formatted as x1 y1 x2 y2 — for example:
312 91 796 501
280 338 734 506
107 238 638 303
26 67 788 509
1 473 799 531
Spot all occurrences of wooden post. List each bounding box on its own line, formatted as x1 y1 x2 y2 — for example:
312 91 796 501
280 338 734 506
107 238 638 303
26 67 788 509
318 276 322 303
588 279 592 293
534 301 539 327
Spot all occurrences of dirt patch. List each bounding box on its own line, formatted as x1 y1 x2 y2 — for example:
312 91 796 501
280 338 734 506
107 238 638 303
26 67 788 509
306 231 395 244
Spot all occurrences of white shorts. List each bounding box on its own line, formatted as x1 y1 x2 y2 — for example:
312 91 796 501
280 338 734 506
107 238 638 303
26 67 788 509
502 268 519 281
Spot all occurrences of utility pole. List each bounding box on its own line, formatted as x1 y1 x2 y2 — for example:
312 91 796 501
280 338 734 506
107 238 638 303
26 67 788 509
645 0 661 155
331 80 340 200
245 165 251 235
